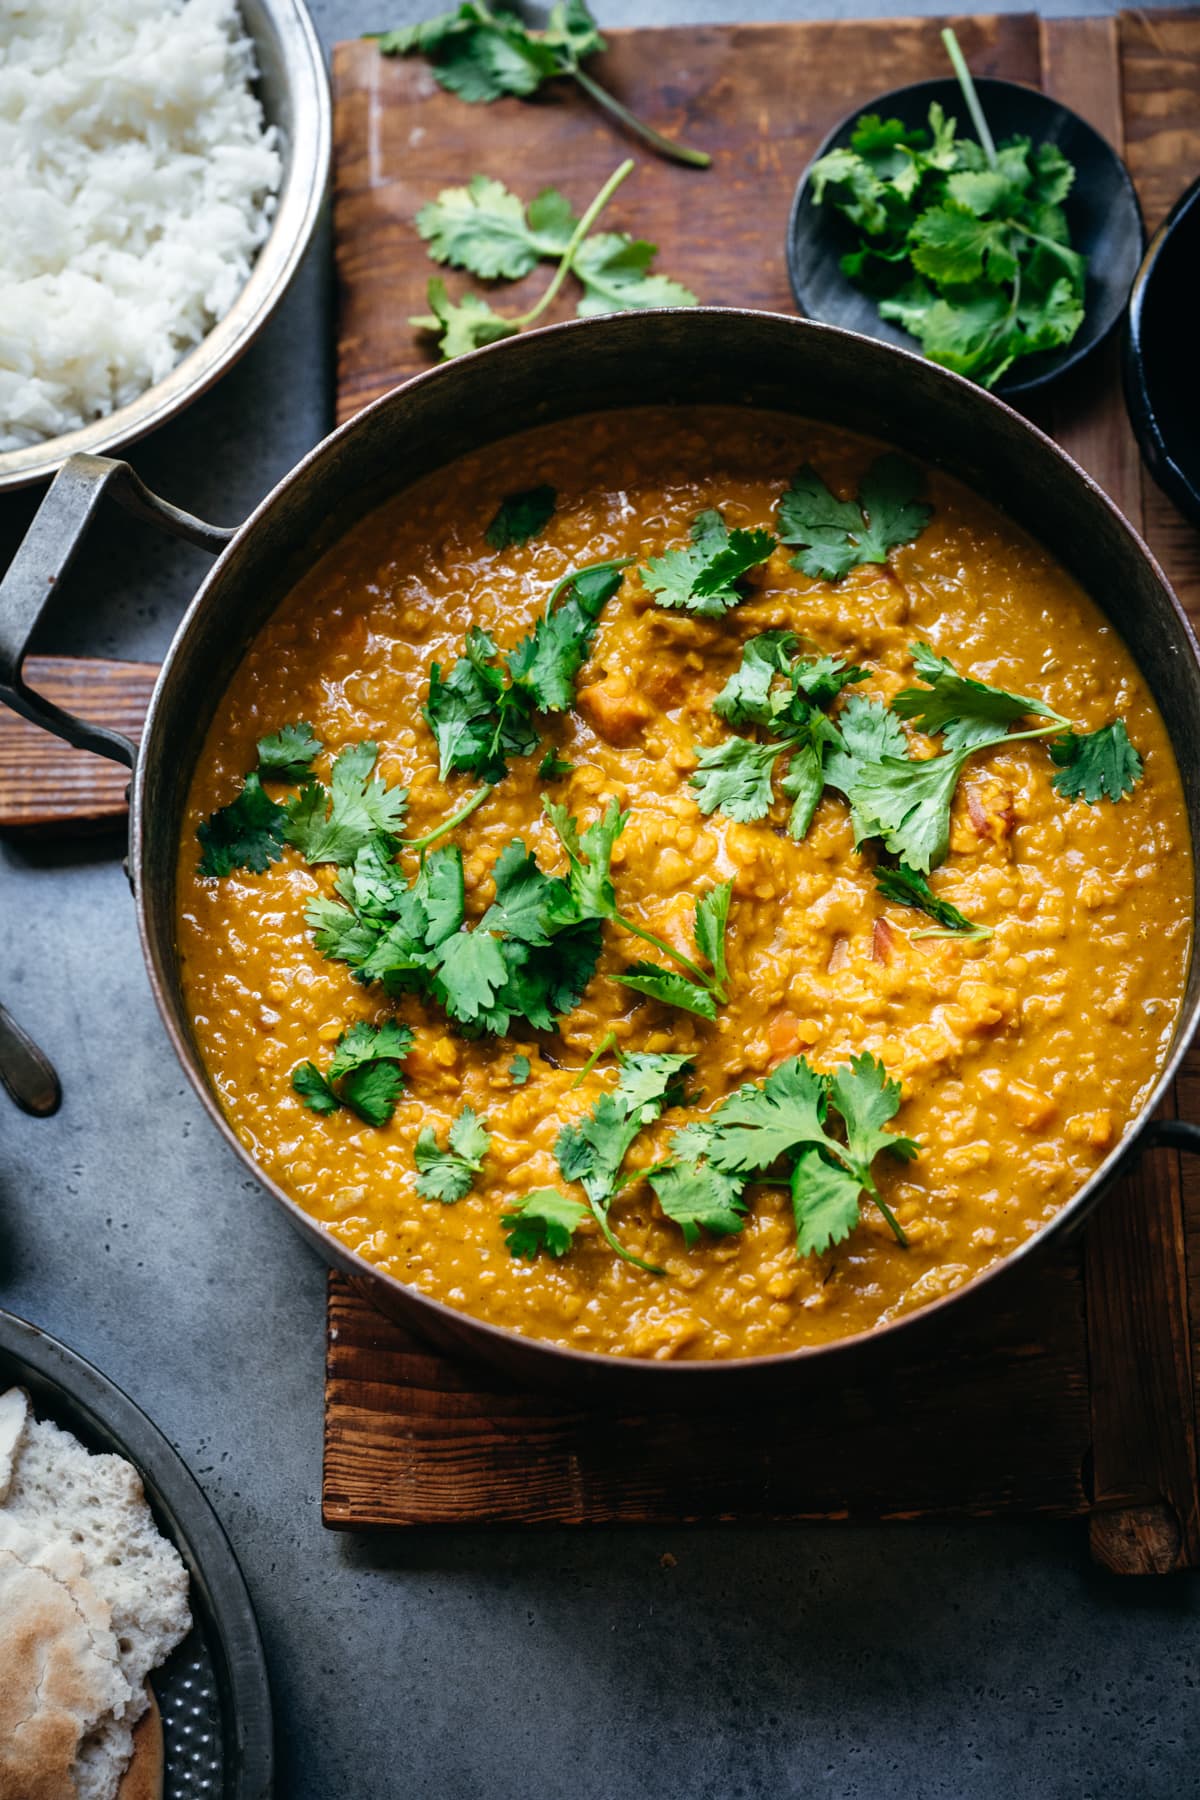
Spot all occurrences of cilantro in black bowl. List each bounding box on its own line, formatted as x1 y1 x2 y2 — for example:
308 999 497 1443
787 33 1144 397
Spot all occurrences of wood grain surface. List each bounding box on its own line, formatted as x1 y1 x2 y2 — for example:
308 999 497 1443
322 10 1200 1557
0 657 154 831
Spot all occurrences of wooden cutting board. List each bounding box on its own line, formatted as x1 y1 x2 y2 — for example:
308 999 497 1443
3 7 1199 1568
322 9 1200 1566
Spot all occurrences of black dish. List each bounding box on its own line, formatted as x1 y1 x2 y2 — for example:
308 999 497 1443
1123 173 1200 528
787 76 1145 399
0 1311 273 1799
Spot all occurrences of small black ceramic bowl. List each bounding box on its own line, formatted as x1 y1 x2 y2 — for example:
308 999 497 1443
1123 173 1200 528
787 77 1144 399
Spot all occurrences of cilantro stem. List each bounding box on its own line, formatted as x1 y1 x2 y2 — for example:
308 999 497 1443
404 784 494 852
569 64 712 170
572 1029 619 1089
941 28 997 170
865 1181 909 1249
589 1198 665 1276
613 911 717 991
513 159 635 330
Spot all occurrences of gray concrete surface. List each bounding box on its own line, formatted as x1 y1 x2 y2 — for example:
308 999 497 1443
3 3 1200 1795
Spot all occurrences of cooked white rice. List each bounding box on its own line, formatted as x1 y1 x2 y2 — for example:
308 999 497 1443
0 0 282 451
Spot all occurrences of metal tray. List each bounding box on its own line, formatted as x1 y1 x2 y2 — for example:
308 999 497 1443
0 1310 273 1798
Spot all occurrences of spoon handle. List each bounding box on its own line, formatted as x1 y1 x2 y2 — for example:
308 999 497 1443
0 1001 61 1117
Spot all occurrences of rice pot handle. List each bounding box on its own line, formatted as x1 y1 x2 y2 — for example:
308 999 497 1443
0 452 234 768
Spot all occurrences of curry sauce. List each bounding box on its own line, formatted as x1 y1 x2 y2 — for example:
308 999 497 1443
176 408 1191 1359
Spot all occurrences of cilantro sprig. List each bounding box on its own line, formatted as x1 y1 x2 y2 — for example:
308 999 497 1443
846 644 1142 871
412 162 697 360
640 510 775 618
423 559 628 785
691 634 867 839
196 727 408 876
874 863 990 940
808 29 1087 388
504 1051 694 1270
615 879 733 1020
777 456 931 581
657 1052 917 1257
544 798 726 1002
415 1105 491 1200
291 1020 414 1128
374 1 711 168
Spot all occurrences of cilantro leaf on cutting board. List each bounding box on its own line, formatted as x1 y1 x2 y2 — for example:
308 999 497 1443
417 178 575 281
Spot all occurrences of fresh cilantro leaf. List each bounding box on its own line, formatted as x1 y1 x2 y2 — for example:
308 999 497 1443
822 693 908 823
543 795 626 919
668 1052 916 1256
552 1052 693 1273
410 276 517 361
256 721 322 784
327 1018 415 1078
509 1053 532 1085
781 741 825 839
291 1060 339 1114
434 929 511 1026
648 1161 747 1247
196 773 288 878
418 179 574 282
339 1060 407 1128
777 455 931 581
713 632 798 727
485 482 557 546
909 204 1019 285
572 233 698 316
674 1055 829 1175
478 838 575 945
538 749 574 779
506 560 627 711
892 641 1064 751
413 845 468 944
789 1146 866 1258
415 1104 491 1201
291 1020 413 1128
690 736 781 822
792 653 871 709
640 510 775 618
424 627 539 783
502 1188 590 1259
375 0 710 170
849 745 970 874
827 1052 919 1177
874 863 990 938
1049 721 1143 803
693 880 732 994
284 742 409 866
614 963 718 1021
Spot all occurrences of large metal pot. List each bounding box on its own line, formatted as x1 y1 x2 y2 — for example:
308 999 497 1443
3 309 1198 1394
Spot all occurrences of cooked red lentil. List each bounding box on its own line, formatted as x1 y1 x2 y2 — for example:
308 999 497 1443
176 406 1191 1360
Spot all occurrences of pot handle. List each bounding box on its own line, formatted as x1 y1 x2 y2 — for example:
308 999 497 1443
0 452 234 769
1142 1119 1200 1155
